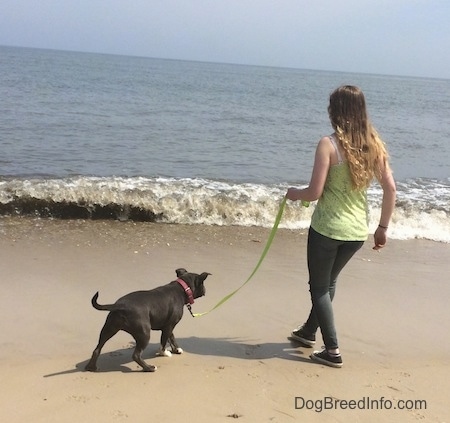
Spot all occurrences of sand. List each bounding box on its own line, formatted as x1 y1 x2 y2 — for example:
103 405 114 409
0 217 449 422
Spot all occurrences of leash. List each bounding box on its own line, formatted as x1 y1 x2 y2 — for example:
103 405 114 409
192 196 288 317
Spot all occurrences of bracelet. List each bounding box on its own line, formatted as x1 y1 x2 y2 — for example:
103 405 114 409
378 224 388 229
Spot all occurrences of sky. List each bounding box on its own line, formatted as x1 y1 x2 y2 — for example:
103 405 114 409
1 0 450 79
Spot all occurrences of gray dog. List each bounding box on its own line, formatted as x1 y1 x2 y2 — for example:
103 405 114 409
85 268 211 372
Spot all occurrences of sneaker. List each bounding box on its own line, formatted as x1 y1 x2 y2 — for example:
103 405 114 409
310 349 343 368
290 325 316 347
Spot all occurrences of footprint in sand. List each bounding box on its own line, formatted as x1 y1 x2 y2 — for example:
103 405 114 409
112 410 129 419
244 344 261 356
66 394 91 403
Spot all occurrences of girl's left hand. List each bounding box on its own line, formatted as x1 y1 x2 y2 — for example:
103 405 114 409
373 226 387 250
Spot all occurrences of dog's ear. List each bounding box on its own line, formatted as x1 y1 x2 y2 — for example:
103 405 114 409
176 268 188 277
199 272 211 282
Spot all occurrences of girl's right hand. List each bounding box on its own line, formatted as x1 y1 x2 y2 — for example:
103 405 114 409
286 188 299 201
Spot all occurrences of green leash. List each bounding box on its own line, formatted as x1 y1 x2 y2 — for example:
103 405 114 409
192 196 288 317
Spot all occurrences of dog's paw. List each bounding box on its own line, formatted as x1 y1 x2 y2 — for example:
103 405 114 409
173 347 183 354
143 365 157 372
156 349 172 357
84 363 98 372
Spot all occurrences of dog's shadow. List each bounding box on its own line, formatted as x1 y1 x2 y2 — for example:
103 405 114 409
44 337 311 377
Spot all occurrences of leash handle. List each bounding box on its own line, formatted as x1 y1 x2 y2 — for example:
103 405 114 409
193 196 287 317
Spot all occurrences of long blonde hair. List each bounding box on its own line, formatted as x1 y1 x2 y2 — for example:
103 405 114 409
328 85 390 190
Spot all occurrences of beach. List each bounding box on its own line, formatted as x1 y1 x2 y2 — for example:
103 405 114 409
1 46 449 423
0 217 449 422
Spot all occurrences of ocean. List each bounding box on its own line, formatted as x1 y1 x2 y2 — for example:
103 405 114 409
1 45 449 242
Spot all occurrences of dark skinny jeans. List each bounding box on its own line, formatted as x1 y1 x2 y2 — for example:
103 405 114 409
303 227 364 350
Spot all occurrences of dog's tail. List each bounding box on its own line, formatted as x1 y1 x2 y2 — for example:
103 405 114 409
91 292 116 311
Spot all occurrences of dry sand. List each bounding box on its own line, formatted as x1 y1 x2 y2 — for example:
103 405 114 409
0 217 449 422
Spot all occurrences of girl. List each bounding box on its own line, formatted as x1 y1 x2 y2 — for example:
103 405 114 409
286 85 396 368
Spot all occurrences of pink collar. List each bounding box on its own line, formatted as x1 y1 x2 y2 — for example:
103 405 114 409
176 278 194 305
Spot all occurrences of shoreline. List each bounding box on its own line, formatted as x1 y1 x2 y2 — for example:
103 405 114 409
1 217 449 422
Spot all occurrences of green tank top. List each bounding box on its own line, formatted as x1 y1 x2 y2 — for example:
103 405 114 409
311 162 369 241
